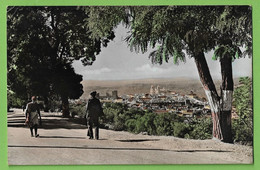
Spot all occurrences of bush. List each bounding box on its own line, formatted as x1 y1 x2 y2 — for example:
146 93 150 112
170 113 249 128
125 119 137 132
232 119 253 145
173 122 190 138
232 77 253 145
8 92 25 109
69 103 86 118
101 103 213 140
154 113 174 136
134 116 147 133
188 118 212 140
142 113 157 135
113 113 126 131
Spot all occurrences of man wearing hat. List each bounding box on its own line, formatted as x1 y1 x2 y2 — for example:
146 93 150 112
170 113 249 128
85 91 104 140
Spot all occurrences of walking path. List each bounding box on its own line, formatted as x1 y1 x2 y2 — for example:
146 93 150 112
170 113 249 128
8 109 253 165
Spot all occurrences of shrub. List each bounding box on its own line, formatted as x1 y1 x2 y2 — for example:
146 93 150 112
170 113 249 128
173 122 190 138
188 117 212 140
232 119 253 145
113 113 126 131
153 113 176 136
125 119 137 132
232 77 253 145
142 113 157 135
134 116 147 133
69 103 86 118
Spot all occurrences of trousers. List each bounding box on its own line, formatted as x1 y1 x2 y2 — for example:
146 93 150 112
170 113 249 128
88 121 99 139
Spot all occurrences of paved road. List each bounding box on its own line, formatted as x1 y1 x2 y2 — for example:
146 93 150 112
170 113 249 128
7 109 248 165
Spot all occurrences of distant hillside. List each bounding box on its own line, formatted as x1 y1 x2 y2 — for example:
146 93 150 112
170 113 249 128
80 78 240 99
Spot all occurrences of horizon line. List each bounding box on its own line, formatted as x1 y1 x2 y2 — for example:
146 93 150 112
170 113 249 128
81 75 251 81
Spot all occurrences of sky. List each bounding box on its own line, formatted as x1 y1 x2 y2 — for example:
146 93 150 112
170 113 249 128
72 24 252 81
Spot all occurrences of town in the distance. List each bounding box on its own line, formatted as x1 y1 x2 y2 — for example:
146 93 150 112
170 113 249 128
73 85 238 119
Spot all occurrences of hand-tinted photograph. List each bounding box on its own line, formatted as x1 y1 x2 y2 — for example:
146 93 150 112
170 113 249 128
7 6 253 165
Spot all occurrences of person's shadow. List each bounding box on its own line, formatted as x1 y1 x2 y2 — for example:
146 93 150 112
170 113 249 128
8 113 87 130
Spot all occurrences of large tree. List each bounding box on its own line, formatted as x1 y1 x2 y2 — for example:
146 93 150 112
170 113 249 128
86 6 252 143
7 6 115 117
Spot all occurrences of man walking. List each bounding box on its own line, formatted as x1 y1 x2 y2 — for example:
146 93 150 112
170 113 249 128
25 96 42 137
85 91 104 140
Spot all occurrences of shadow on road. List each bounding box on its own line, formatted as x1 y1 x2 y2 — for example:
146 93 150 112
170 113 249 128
8 116 87 130
8 115 26 118
116 139 160 142
39 136 87 139
7 145 171 152
175 150 232 153
8 145 232 153
40 118 86 129
8 119 26 124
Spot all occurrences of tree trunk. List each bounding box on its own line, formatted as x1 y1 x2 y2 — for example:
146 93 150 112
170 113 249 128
61 96 70 118
43 96 49 112
194 52 223 141
194 52 234 143
219 56 233 143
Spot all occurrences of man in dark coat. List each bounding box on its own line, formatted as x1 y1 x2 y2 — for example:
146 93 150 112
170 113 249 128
85 91 104 140
25 96 42 137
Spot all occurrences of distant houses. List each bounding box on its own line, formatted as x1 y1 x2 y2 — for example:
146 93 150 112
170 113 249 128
93 85 211 118
73 85 238 119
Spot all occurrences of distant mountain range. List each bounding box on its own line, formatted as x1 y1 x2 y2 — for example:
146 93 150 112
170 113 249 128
80 77 240 99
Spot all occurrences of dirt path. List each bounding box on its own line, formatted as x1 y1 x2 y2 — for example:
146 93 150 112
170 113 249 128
8 109 253 165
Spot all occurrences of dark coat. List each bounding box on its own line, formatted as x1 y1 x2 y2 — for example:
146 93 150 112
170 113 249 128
85 97 103 125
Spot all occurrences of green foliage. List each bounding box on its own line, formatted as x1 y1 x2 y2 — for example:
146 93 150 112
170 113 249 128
100 103 212 140
48 98 62 113
215 6 252 57
7 7 115 113
173 122 190 138
134 116 147 133
7 90 25 108
70 103 86 118
86 6 126 41
212 45 242 61
52 63 83 100
233 77 252 119
189 118 213 139
232 119 253 145
154 113 174 136
68 101 213 140
233 77 253 144
102 103 129 130
87 6 251 65
125 119 137 132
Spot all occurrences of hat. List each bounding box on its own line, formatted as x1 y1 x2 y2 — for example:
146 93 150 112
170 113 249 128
90 91 97 97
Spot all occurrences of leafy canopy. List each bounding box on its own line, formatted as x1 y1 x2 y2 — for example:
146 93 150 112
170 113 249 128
7 7 116 103
86 6 252 65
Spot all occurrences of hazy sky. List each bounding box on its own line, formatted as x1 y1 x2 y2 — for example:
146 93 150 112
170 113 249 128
72 24 252 81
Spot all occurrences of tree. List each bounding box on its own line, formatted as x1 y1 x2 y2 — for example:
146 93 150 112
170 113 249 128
7 7 115 117
86 6 252 143
52 63 84 117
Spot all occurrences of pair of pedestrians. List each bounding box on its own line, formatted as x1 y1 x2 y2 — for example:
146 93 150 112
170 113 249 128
25 91 103 140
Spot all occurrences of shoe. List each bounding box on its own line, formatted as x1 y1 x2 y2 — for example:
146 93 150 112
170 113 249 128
31 134 34 137
35 134 39 138
89 137 93 139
